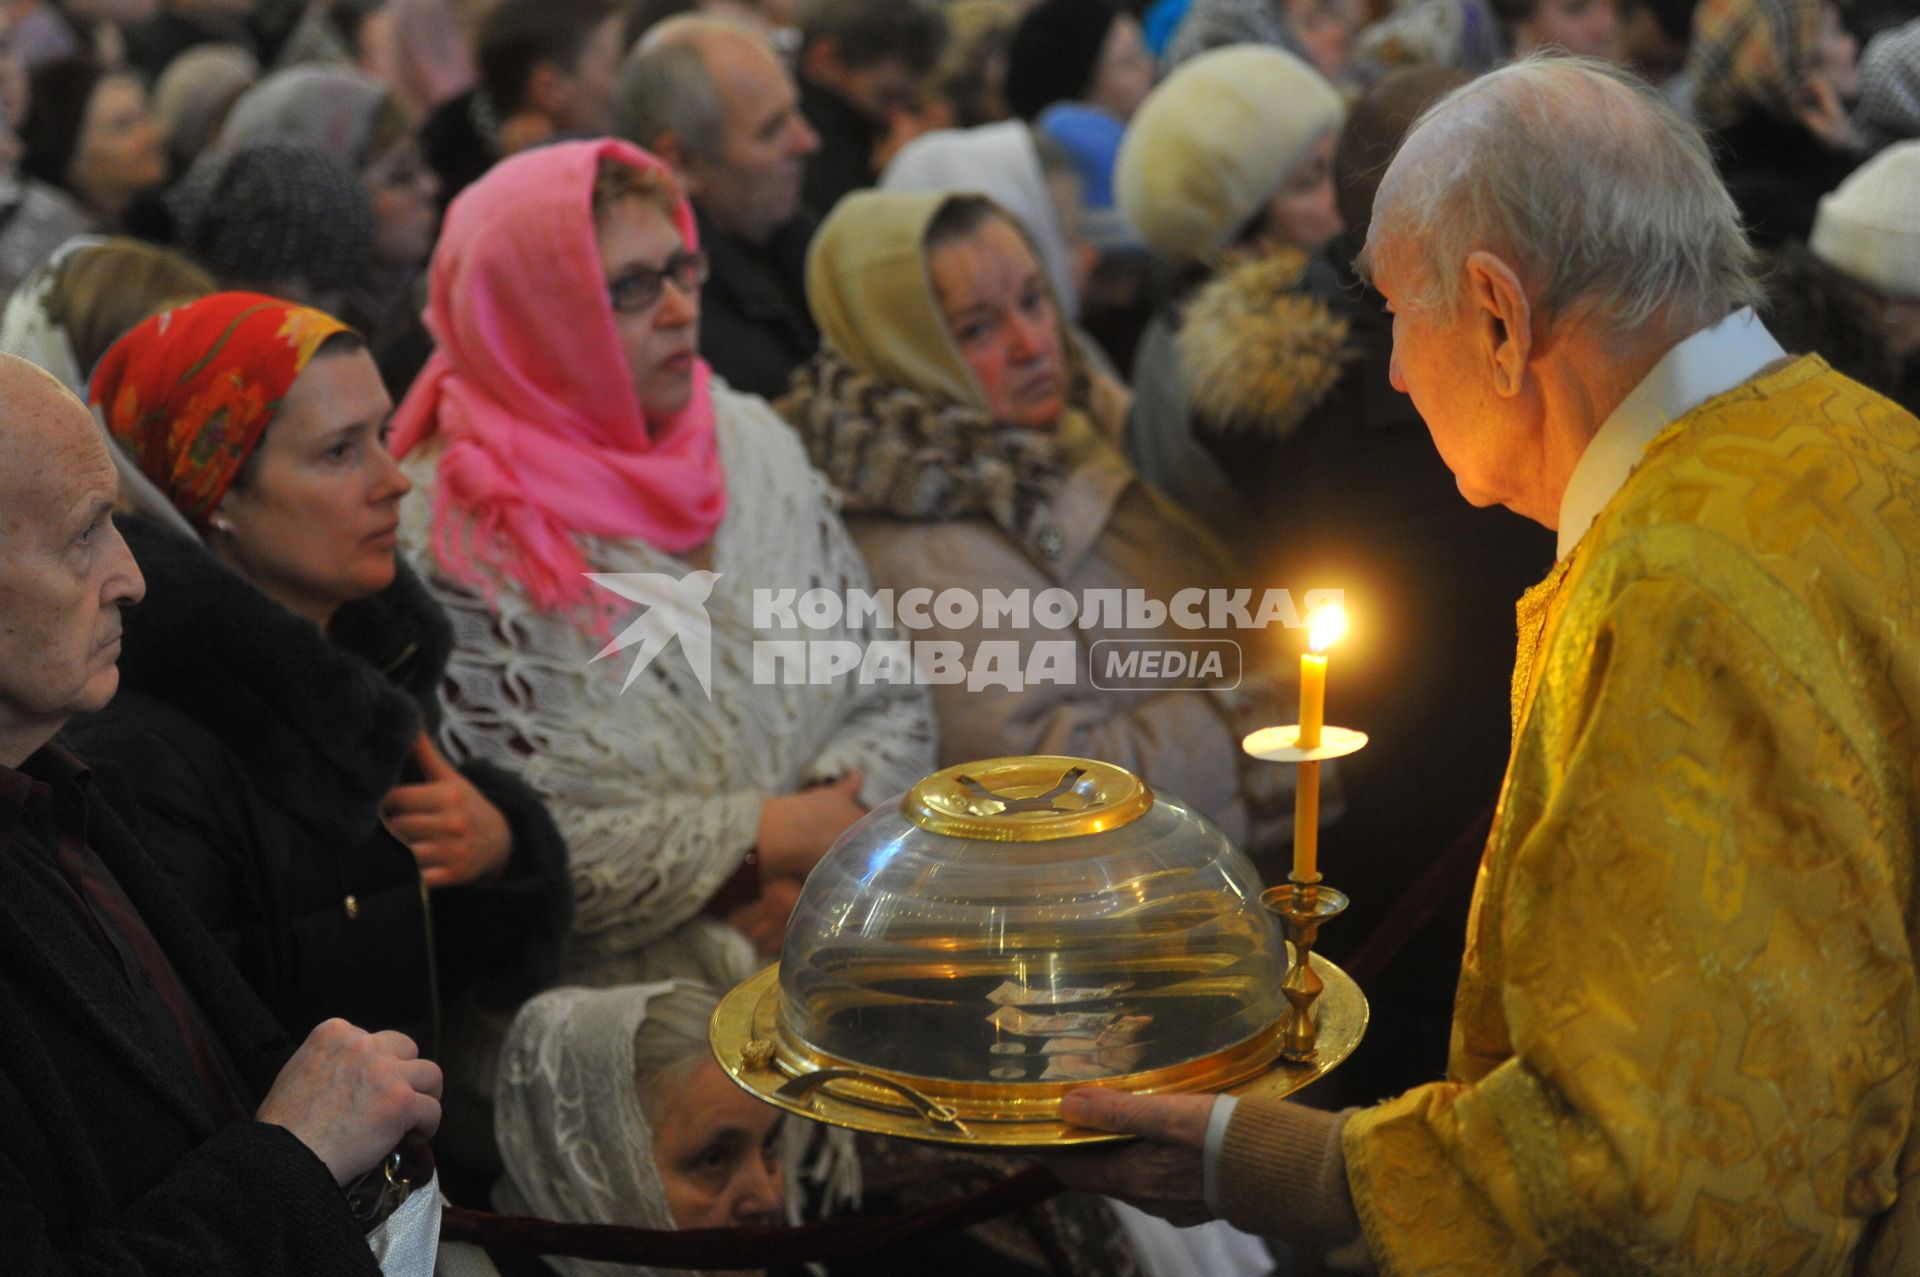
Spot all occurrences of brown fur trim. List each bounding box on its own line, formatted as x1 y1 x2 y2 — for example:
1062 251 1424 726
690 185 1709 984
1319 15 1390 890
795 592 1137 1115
777 347 1072 561
1176 246 1351 440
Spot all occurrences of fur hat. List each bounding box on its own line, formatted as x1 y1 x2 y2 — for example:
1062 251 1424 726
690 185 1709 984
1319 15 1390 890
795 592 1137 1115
1005 0 1120 120
1810 140 1920 299
1114 45 1343 264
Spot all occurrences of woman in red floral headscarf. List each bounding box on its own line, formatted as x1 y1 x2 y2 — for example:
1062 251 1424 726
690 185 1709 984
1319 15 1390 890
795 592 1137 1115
68 294 573 1178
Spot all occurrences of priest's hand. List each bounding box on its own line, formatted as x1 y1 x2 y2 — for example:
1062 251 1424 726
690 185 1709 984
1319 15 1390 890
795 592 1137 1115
1038 1089 1216 1227
257 1020 443 1185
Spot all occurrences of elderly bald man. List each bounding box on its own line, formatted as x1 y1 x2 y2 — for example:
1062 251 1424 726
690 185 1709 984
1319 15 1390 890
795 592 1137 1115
0 355 442 1272
616 16 822 399
1051 57 1920 1274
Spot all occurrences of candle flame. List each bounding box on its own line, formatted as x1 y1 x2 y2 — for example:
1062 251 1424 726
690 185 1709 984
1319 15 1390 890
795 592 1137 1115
1308 604 1348 653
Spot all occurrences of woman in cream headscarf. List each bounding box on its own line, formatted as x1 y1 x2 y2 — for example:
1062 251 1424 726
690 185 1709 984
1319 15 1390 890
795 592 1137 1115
492 979 789 1277
779 189 1300 873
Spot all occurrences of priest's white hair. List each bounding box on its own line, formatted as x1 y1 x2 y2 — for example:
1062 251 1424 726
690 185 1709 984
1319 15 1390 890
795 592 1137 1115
1366 56 1761 335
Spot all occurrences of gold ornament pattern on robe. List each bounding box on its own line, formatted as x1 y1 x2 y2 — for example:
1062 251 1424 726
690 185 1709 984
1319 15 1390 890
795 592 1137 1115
1338 358 1920 1275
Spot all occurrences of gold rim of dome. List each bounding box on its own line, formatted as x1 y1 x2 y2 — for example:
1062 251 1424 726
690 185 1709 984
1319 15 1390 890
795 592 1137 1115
901 755 1154 842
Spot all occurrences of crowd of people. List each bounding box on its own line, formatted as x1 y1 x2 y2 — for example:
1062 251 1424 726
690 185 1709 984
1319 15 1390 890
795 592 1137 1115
0 0 1918 1270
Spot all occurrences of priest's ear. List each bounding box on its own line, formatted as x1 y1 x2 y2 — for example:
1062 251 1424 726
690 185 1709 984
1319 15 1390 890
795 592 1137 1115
1465 250 1532 399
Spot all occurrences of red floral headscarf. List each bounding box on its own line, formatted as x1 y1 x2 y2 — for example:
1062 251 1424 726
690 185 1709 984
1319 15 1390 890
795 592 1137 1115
89 292 352 529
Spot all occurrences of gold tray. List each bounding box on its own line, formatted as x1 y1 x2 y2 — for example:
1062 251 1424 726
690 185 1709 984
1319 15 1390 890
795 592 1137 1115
710 957 1367 1148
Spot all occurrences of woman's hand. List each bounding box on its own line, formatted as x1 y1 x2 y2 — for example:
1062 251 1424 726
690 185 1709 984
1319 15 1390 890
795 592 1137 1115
382 733 513 888
1795 74 1860 151
754 771 866 880
724 877 804 955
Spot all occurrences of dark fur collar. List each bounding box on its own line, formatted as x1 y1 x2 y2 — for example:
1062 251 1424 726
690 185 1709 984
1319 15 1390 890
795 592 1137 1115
109 514 452 839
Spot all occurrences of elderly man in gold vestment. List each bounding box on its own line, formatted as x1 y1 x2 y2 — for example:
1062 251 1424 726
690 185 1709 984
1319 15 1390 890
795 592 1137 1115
1052 55 1920 1275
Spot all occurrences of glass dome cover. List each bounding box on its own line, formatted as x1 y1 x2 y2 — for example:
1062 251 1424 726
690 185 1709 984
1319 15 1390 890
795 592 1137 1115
711 755 1367 1146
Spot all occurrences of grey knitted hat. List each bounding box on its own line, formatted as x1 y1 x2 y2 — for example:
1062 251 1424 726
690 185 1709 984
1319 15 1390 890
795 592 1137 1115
168 142 375 293
1856 18 1920 151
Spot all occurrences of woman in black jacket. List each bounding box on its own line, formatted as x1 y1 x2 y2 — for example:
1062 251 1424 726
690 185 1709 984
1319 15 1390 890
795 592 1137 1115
67 291 571 1069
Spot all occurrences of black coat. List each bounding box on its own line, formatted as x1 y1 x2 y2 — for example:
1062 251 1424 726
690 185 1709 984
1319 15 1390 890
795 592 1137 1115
0 753 381 1273
68 516 571 1057
800 79 882 218
697 204 820 401
1193 233 1554 1099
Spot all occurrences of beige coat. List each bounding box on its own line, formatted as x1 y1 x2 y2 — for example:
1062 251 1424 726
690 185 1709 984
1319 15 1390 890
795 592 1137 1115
846 436 1292 857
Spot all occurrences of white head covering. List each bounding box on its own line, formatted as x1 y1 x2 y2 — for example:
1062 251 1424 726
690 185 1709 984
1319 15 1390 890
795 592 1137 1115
880 120 1082 320
493 981 692 1277
217 66 394 169
1811 140 1920 299
1114 44 1343 264
0 237 197 539
0 234 102 399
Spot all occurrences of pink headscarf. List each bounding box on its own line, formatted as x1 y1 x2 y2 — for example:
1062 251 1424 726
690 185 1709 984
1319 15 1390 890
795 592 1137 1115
391 138 727 614
387 0 476 119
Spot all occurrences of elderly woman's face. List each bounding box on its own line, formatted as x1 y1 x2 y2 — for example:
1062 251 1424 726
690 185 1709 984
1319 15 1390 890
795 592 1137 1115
928 215 1066 429
649 1057 784 1250
70 75 167 216
210 348 409 627
598 198 702 419
1255 130 1341 255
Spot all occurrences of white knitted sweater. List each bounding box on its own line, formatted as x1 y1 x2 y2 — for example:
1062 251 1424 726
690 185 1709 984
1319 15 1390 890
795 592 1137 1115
399 383 937 984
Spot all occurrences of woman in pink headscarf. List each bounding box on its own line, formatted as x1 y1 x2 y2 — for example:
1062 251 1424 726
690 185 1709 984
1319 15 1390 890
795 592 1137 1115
392 138 934 995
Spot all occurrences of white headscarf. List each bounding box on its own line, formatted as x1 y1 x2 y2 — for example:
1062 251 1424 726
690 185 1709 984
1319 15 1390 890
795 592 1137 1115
217 66 393 169
880 120 1082 320
493 981 691 1277
0 236 197 539
0 234 105 397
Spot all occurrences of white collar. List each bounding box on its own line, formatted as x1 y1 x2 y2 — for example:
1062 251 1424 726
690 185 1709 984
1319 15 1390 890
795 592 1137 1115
1555 307 1785 560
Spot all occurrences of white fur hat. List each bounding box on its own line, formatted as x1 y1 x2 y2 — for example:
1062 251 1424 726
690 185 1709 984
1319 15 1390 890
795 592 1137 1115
1810 140 1920 299
1114 44 1344 264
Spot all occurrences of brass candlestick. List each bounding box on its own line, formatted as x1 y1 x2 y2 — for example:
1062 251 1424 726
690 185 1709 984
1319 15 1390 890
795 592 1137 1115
1260 877 1350 1061
1243 723 1369 1062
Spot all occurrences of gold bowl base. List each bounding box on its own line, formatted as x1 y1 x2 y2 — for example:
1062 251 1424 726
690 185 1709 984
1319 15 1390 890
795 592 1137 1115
710 958 1368 1148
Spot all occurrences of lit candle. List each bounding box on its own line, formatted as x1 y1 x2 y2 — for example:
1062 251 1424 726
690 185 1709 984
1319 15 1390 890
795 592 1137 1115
1293 605 1347 882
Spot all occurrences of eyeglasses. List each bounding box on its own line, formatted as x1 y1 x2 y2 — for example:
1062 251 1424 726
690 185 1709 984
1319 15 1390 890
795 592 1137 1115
606 250 709 314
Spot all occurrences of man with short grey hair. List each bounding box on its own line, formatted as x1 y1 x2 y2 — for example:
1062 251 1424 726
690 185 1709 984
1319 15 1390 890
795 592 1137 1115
0 355 445 1272
617 16 823 399
1046 57 1920 1273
